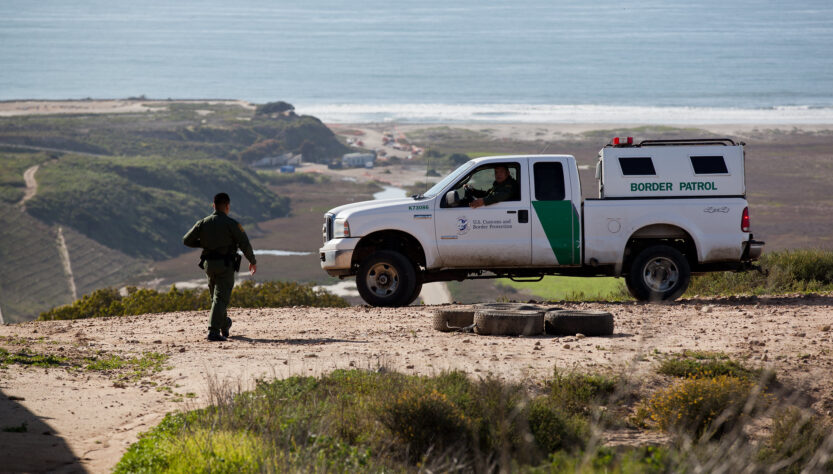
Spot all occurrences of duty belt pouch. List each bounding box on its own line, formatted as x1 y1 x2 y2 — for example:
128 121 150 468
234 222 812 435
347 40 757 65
233 253 242 272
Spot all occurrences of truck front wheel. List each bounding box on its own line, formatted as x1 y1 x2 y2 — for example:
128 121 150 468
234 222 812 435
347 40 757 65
356 250 417 307
625 245 690 302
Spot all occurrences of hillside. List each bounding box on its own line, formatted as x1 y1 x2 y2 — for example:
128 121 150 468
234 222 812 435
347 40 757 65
0 101 349 163
0 208 145 323
0 101 355 323
25 155 288 259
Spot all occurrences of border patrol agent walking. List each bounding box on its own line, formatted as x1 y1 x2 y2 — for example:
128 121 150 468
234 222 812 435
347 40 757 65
183 192 257 341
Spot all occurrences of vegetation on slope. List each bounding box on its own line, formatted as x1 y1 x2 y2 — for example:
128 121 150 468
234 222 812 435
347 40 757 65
38 280 347 321
0 102 349 163
25 155 288 259
115 362 832 473
687 249 833 297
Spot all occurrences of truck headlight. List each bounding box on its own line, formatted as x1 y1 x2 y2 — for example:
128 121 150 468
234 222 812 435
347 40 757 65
334 218 350 238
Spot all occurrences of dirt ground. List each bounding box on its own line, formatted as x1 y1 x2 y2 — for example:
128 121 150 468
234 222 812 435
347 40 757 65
1 296 832 472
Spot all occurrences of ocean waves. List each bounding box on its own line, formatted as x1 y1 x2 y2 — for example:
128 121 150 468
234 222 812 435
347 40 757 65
300 103 833 124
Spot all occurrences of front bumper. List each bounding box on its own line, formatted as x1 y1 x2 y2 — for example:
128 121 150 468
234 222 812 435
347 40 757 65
319 238 360 277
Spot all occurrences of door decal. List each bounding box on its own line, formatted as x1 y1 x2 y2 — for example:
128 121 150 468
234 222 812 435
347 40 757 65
531 201 580 264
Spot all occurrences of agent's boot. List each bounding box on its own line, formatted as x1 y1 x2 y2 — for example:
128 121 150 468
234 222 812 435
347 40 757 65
207 330 227 342
222 317 232 338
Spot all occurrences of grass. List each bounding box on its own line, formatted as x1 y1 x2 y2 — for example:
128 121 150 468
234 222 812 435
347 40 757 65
115 366 833 473
2 422 28 433
115 369 630 473
84 352 169 380
686 248 833 297
38 280 348 321
0 347 66 367
656 351 765 381
498 275 628 302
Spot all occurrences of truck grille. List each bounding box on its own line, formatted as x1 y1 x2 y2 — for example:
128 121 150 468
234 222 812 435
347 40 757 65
323 214 334 243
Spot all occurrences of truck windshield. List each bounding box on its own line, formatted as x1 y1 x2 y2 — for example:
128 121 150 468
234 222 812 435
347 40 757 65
417 161 476 199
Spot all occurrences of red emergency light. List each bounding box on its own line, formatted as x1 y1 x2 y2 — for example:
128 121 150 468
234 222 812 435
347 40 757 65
611 137 634 146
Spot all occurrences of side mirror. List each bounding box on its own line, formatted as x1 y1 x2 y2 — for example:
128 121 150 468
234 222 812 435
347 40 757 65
445 190 458 207
595 160 602 180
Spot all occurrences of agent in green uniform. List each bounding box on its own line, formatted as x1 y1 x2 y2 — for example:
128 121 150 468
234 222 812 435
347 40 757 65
466 165 519 208
183 192 257 341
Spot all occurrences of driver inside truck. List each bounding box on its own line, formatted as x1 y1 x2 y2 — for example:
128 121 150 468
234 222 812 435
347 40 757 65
466 164 520 208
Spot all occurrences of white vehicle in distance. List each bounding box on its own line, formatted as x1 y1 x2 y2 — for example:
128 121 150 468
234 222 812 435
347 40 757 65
320 137 764 306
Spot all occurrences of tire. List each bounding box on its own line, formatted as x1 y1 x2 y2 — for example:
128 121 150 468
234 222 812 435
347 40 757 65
432 309 475 332
474 302 543 312
545 310 614 336
474 310 544 336
404 275 424 306
625 245 691 302
356 250 417 307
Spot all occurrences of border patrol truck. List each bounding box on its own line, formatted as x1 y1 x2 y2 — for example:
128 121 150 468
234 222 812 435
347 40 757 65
320 138 764 306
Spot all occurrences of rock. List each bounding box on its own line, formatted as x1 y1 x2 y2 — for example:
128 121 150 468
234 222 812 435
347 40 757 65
563 344 571 349
576 334 586 339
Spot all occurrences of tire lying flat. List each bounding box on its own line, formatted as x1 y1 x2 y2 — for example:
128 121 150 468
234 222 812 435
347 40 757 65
474 310 544 336
474 303 543 312
432 309 475 332
544 310 614 337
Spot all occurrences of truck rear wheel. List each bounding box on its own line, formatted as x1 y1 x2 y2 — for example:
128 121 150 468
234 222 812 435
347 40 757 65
356 250 417 307
626 245 690 302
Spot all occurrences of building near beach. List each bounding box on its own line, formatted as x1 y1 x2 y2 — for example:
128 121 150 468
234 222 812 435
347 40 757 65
342 152 376 168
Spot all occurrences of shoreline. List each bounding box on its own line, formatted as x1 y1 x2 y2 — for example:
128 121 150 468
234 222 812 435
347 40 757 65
1 100 833 134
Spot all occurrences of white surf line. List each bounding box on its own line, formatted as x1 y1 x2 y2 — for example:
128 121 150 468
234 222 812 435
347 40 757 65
21 164 39 209
57 226 78 301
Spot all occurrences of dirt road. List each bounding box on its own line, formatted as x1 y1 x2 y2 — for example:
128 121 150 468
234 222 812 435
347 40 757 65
21 164 39 206
1 296 832 472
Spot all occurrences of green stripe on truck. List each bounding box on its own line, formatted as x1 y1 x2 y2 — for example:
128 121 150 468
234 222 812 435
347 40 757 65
532 201 580 264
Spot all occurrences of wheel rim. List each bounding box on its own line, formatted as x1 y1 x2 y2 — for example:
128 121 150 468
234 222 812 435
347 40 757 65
366 262 399 298
642 256 679 293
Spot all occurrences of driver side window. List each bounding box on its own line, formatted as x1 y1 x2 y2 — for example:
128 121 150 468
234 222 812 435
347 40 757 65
442 162 521 208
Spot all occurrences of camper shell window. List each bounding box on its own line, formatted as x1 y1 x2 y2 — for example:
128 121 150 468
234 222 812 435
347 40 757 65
619 157 656 176
690 155 729 175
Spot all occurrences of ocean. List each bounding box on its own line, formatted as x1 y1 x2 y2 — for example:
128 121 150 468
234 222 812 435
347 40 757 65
2 0 833 123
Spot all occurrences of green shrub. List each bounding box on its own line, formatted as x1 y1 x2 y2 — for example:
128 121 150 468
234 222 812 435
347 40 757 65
687 248 833 296
548 368 619 416
38 281 347 320
114 369 617 472
657 351 762 381
638 375 761 438
527 398 588 454
757 407 833 473
379 387 470 458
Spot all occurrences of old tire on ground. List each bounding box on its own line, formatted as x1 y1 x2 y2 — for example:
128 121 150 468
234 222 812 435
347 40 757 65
545 310 614 336
356 250 417 307
432 309 475 332
474 310 545 336
474 302 542 312
625 245 691 302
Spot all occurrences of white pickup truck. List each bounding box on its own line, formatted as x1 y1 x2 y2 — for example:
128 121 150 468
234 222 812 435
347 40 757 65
320 138 764 306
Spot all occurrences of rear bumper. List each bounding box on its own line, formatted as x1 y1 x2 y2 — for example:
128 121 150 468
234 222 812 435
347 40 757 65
319 238 359 277
742 235 765 261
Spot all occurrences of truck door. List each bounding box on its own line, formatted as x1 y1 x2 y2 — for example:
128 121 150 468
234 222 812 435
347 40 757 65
434 161 532 267
529 158 581 266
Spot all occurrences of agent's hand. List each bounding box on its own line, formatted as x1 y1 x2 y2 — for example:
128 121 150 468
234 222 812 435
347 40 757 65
249 263 257 275
469 198 485 208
